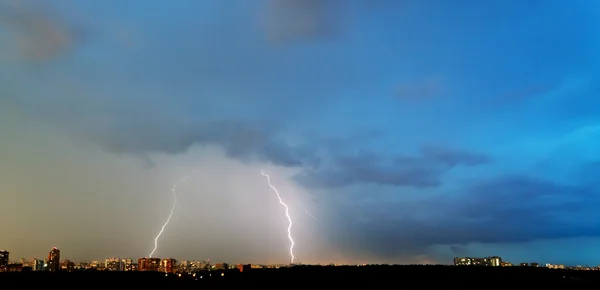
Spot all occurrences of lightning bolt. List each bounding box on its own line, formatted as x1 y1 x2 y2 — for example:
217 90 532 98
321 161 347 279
149 175 189 258
261 170 295 264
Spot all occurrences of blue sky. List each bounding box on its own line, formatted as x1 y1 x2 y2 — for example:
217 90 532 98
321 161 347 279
1 0 600 265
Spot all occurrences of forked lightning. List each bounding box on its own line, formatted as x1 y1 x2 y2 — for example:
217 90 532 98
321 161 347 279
149 175 189 258
261 170 295 264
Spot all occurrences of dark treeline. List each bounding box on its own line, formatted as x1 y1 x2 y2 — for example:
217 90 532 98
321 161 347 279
1 265 598 288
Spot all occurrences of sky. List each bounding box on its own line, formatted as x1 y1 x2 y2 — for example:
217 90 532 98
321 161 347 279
1 0 600 266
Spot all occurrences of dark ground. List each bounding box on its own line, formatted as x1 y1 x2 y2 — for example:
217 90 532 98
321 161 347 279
1 265 598 288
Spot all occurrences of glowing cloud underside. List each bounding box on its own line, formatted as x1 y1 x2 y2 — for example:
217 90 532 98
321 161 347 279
149 175 189 258
261 170 295 264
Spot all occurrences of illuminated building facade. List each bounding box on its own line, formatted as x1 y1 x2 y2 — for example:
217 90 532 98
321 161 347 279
32 259 45 271
160 258 177 273
547 263 565 269
0 251 8 267
177 260 189 273
138 258 160 271
122 258 133 271
47 247 60 272
215 263 228 270
105 257 122 271
454 256 502 266
60 259 75 272
490 256 502 266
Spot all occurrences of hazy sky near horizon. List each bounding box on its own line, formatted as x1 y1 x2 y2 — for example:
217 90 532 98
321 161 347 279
1 0 600 266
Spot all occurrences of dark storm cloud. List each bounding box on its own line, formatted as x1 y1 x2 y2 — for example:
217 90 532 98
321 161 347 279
294 146 490 189
315 129 386 152
420 145 490 167
0 0 398 175
332 174 600 258
86 119 319 168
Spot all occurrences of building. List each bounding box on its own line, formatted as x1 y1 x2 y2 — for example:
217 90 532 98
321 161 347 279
188 260 209 271
60 260 75 272
237 264 251 272
454 257 473 266
489 256 502 266
47 247 60 272
89 260 103 270
121 258 133 271
177 260 189 273
138 258 160 271
0 251 8 267
32 259 45 271
214 263 228 270
4 264 22 272
547 263 565 269
105 257 122 271
161 258 177 273
454 256 502 266
19 258 29 267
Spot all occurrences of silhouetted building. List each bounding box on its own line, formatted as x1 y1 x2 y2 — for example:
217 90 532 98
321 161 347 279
47 247 60 272
0 250 8 267
161 258 177 273
138 258 160 271
5 264 22 272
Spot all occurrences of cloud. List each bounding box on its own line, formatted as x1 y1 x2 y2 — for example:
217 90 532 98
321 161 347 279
263 0 346 44
1 0 599 265
0 0 84 62
420 145 490 167
87 119 321 169
261 0 403 44
294 145 490 189
332 174 600 258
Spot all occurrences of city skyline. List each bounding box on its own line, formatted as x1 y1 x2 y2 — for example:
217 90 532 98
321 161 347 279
1 0 600 266
3 246 599 271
